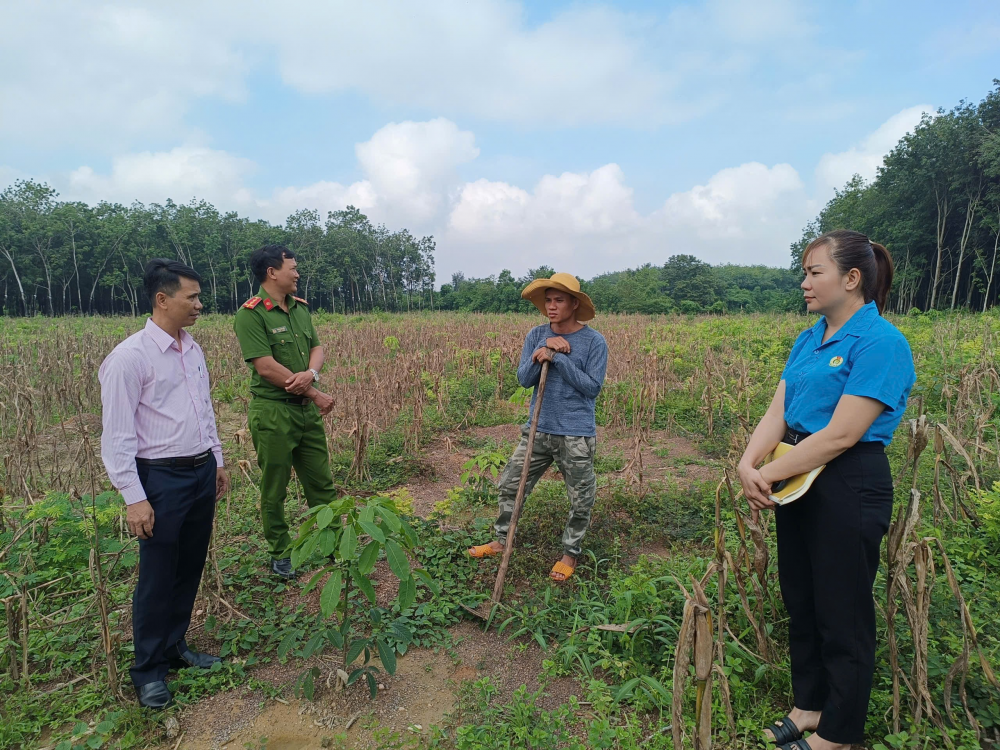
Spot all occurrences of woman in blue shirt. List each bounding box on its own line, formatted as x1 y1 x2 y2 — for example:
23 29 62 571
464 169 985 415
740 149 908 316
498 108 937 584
738 230 915 750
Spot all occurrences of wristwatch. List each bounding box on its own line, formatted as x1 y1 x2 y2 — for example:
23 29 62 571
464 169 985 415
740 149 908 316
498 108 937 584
309 368 320 382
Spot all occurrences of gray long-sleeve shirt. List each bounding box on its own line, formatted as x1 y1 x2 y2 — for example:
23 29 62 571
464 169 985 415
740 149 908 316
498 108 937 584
517 324 609 437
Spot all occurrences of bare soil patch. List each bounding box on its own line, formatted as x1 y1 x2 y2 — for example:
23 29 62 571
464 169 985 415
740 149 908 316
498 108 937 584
153 622 579 750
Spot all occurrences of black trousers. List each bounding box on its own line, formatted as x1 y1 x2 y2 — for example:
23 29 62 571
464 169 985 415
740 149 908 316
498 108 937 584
775 442 893 744
131 456 216 687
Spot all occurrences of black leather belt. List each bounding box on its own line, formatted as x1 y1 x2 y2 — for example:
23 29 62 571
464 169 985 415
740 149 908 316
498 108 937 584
253 395 308 405
784 428 811 445
136 451 212 468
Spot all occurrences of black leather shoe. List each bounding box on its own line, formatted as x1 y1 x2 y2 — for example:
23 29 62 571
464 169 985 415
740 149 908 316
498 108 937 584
135 681 173 709
271 557 297 579
167 648 221 670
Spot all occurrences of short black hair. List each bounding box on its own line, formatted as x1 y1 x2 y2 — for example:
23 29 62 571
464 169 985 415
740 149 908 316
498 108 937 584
250 244 295 283
143 259 201 306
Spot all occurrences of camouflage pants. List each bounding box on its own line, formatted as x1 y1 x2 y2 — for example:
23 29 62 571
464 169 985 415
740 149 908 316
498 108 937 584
494 428 597 558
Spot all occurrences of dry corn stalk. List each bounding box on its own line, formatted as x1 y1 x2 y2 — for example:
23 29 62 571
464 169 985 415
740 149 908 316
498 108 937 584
932 427 955 524
900 416 930 488
936 422 981 493
672 598 696 750
691 576 714 750
672 567 719 750
886 488 921 733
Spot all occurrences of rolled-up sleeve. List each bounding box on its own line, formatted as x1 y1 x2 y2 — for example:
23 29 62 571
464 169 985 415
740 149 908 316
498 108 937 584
99 349 147 504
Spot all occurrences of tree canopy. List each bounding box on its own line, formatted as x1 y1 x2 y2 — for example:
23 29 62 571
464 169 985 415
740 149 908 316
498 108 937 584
793 80 1000 313
0 190 437 315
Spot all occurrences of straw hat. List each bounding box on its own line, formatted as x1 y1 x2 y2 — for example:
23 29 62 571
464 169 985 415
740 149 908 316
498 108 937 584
521 272 596 322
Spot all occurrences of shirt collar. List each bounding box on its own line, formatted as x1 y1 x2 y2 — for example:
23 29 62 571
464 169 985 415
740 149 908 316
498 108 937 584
258 287 294 311
144 317 193 353
812 301 879 347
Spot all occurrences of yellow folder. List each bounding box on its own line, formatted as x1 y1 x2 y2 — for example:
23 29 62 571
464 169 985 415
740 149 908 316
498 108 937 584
763 442 826 505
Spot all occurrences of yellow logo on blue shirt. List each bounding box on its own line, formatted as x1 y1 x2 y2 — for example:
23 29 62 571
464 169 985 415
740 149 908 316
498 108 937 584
829 356 844 367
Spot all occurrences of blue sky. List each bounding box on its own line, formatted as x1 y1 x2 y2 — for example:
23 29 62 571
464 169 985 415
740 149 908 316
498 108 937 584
1 0 998 282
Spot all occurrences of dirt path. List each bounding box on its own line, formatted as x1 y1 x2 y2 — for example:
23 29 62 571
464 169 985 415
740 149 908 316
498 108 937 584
153 622 579 750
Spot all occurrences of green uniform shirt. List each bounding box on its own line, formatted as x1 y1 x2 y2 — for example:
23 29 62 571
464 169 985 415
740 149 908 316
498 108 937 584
234 287 319 399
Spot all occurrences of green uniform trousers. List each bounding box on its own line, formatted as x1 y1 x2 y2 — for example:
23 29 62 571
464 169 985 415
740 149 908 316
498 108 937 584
494 427 597 558
248 397 337 559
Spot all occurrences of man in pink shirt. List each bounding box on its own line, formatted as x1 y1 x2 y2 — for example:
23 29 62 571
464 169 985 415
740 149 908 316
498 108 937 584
100 259 230 709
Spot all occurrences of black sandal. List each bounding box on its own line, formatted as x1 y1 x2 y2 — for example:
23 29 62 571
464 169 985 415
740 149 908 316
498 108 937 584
778 740 812 750
765 716 802 745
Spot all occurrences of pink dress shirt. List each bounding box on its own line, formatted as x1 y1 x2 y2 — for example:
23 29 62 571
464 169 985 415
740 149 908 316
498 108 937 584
99 318 224 505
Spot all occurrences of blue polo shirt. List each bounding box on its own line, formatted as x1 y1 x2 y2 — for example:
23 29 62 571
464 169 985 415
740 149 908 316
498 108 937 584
781 302 915 446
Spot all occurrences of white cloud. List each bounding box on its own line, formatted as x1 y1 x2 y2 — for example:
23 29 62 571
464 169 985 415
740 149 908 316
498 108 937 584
0 0 829 148
653 162 813 264
0 3 246 148
444 161 811 276
263 181 378 220
239 1 678 126
61 120 477 227
30 106 926 280
356 118 479 224
68 147 256 207
441 106 928 277
815 104 932 197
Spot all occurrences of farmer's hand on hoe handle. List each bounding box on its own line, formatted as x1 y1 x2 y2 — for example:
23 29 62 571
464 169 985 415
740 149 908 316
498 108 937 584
532 347 555 364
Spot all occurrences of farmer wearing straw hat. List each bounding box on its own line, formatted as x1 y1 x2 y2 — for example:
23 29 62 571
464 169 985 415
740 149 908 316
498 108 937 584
468 273 608 582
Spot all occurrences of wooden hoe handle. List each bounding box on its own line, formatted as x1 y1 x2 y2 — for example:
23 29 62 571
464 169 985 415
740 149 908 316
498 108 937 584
491 360 549 604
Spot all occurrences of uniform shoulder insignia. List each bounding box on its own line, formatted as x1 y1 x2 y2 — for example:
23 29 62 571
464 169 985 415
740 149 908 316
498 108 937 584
263 298 274 311
242 296 262 309
293 296 308 305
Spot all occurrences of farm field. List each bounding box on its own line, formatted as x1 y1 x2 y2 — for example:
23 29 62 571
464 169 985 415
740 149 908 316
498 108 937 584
1 310 999 750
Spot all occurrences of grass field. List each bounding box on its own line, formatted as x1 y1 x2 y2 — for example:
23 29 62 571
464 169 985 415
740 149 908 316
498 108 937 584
1 310 999 750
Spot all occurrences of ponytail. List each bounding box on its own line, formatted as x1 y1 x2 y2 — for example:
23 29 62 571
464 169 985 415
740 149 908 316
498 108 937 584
802 230 893 313
869 241 893 313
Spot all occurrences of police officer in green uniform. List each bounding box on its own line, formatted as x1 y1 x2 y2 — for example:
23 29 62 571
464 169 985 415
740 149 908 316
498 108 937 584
234 244 337 579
